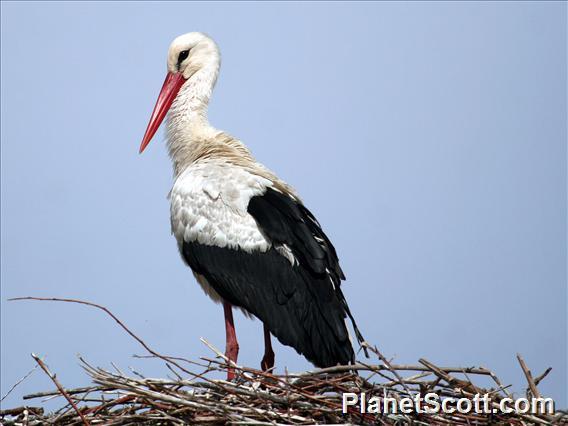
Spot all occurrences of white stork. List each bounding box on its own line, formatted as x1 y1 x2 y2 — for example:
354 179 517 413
139 32 366 379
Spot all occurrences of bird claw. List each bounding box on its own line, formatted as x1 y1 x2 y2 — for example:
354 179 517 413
261 354 275 372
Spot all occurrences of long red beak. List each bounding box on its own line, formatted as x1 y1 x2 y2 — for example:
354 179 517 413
139 72 186 153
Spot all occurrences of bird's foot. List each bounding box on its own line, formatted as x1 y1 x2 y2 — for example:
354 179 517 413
260 351 275 373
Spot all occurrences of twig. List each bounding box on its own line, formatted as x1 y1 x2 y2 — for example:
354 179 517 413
534 367 552 387
0 407 43 417
294 362 492 377
30 353 90 426
200 337 240 370
24 385 110 400
516 353 541 399
1 364 38 402
364 343 412 394
419 358 478 394
485 366 513 399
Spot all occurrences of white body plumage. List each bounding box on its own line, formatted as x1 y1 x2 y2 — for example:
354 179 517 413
170 160 272 253
170 159 300 305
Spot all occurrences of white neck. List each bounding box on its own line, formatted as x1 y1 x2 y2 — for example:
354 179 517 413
166 65 219 174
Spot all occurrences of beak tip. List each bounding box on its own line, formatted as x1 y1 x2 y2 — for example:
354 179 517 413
139 137 150 154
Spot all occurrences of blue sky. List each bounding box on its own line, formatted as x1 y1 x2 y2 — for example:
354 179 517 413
1 1 566 408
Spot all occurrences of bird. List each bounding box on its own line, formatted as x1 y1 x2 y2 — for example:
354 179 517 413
139 32 367 379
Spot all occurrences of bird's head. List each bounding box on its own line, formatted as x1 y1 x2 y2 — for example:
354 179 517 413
167 32 220 79
139 32 220 153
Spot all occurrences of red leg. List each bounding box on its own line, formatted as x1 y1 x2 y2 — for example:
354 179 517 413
223 301 239 381
261 323 275 372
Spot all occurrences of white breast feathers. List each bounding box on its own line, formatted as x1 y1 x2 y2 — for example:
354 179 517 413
170 160 273 253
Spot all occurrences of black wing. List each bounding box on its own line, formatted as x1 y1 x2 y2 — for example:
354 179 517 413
248 188 367 354
181 187 366 367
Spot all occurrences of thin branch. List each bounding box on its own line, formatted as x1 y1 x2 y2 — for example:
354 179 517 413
534 367 552 387
516 353 541 399
30 353 90 426
1 364 38 402
364 342 412 394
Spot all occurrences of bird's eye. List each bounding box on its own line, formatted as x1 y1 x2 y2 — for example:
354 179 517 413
178 50 190 65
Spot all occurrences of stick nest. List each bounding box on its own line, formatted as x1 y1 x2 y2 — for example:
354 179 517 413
1 297 566 425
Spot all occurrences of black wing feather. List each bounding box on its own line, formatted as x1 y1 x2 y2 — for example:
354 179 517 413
249 188 366 349
182 242 353 367
181 187 366 367
249 189 332 276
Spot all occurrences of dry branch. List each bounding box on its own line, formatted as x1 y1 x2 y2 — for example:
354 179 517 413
30 353 90 426
517 353 541 399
